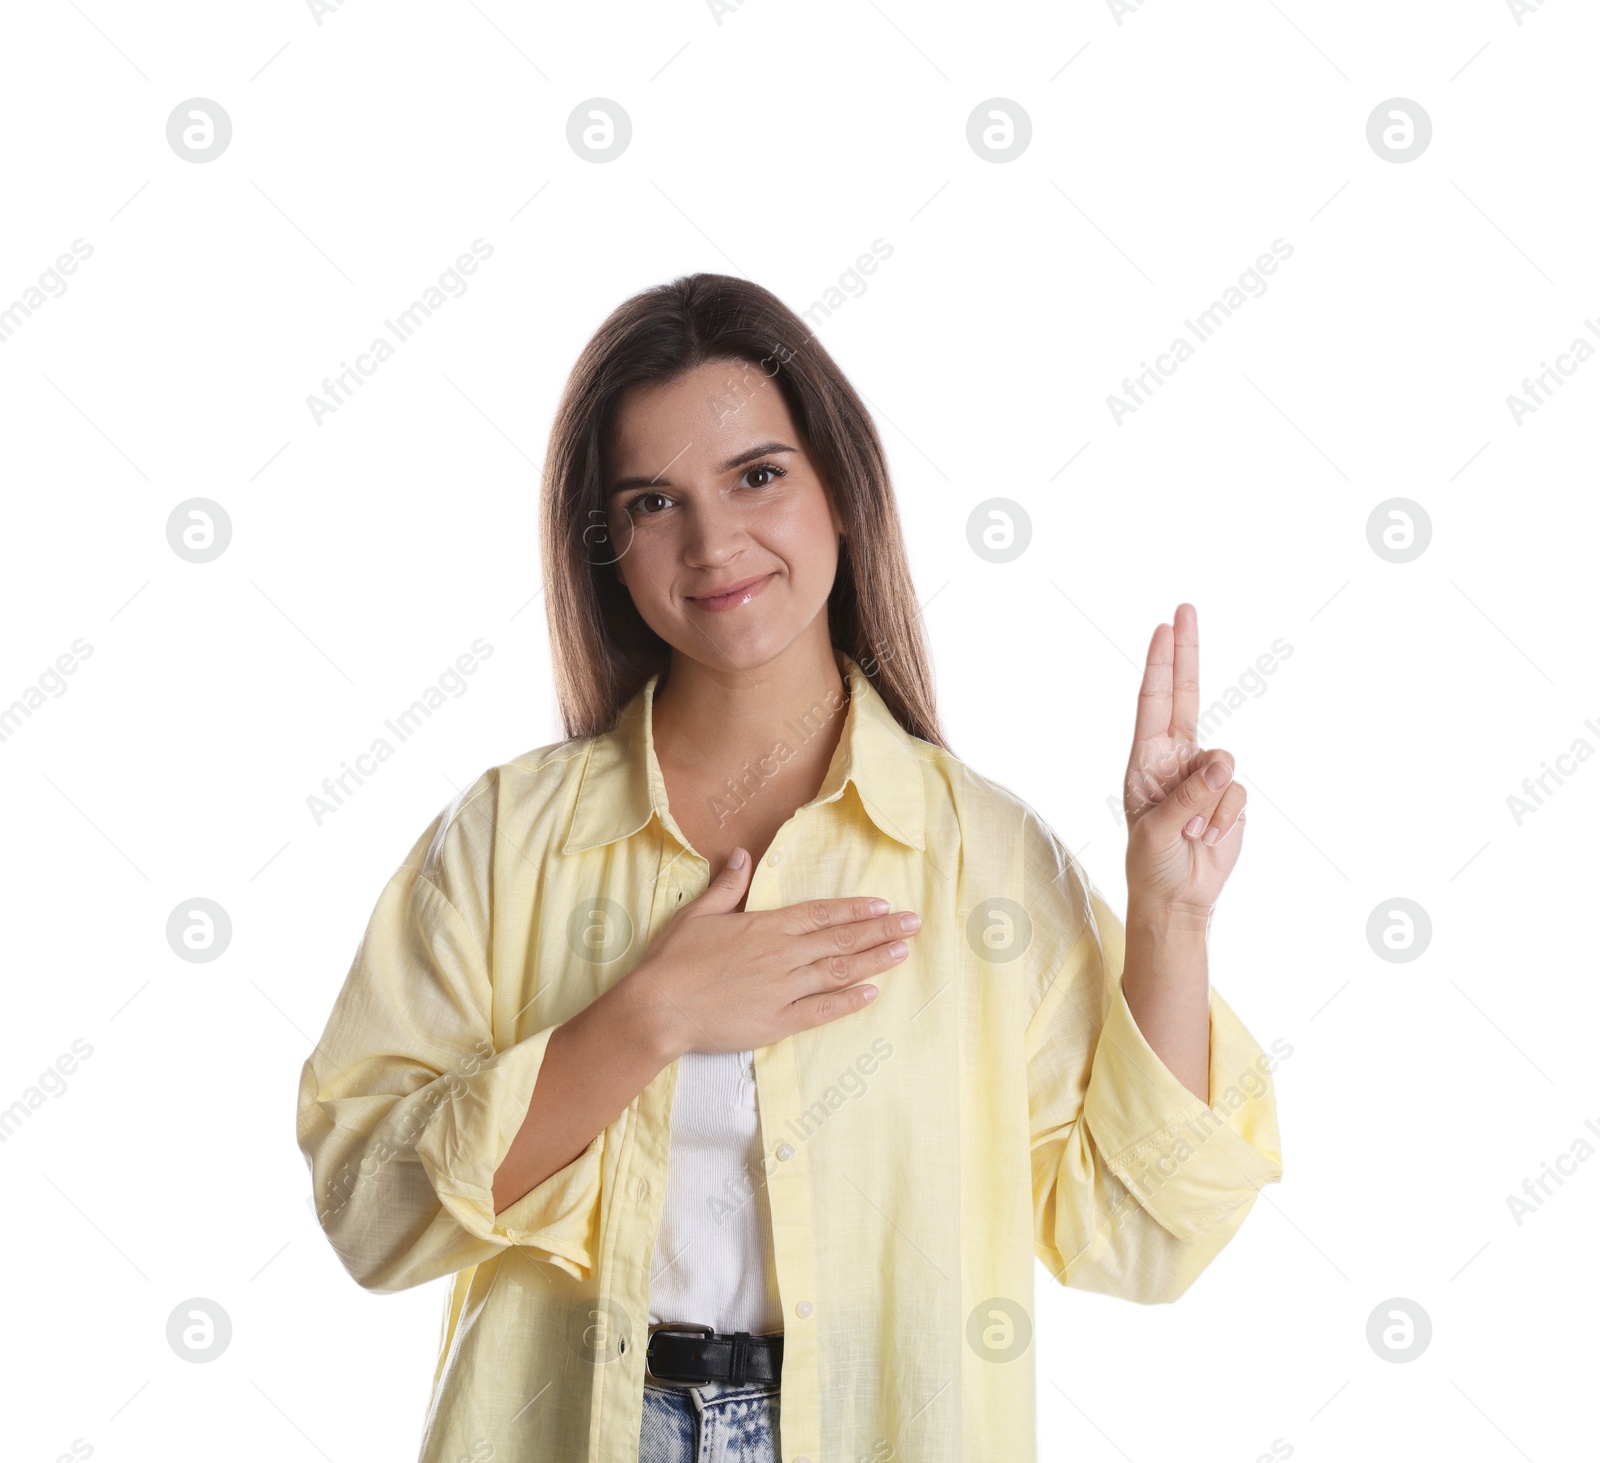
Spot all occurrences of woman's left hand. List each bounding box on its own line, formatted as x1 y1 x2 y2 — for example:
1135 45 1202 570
1123 602 1247 916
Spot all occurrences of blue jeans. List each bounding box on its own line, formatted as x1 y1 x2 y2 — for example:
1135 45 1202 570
639 1377 781 1463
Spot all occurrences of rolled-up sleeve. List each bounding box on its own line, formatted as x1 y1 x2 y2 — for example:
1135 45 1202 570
296 858 604 1293
1026 876 1284 1303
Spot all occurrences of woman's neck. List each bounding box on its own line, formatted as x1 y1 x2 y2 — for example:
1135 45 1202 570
651 638 847 775
649 638 850 870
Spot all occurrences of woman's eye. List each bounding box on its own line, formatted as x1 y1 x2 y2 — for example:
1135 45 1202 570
622 464 783 516
741 462 787 490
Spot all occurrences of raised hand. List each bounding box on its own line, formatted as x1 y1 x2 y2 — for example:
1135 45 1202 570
1123 603 1247 916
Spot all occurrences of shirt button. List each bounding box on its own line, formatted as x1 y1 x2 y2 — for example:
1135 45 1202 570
767 851 780 866
775 1142 794 1162
795 1300 812 1318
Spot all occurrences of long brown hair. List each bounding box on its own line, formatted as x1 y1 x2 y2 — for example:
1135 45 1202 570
539 271 948 752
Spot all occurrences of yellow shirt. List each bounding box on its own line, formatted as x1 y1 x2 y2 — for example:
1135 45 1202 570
296 648 1284 1463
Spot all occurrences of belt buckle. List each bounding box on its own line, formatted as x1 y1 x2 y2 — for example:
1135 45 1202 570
645 1322 716 1385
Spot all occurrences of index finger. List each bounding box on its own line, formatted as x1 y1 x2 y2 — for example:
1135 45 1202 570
775 896 918 955
1130 618 1174 748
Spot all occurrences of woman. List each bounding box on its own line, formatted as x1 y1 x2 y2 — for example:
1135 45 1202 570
297 273 1283 1463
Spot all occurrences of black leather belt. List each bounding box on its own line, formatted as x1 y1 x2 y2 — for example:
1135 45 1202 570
645 1323 784 1386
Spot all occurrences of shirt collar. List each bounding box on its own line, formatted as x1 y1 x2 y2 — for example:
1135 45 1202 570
561 649 926 856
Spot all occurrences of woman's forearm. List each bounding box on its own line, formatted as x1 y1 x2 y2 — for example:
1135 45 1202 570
1120 900 1212 1103
490 968 678 1213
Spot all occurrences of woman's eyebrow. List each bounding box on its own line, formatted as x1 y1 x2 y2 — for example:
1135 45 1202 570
607 441 797 497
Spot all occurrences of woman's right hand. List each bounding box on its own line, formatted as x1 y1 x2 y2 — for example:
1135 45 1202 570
622 847 920 1059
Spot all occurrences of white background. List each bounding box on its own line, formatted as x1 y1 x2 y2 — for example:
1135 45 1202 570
3 2 1596 1460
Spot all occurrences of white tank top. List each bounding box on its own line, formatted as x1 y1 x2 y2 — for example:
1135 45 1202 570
646 1048 784 1332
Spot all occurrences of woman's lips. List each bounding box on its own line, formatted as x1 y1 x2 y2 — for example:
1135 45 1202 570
686 572 777 613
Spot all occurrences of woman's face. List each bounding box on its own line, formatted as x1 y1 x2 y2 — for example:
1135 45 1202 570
603 358 845 675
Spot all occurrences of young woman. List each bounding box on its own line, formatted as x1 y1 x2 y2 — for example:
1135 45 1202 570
297 274 1283 1463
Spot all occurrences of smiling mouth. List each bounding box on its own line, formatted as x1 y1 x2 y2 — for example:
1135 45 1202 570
686 572 777 612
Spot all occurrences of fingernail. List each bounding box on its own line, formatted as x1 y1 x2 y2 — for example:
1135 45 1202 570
1184 814 1205 837
868 898 890 914
1204 760 1232 790
729 847 746 868
899 912 922 932
1203 826 1221 845
862 985 879 1001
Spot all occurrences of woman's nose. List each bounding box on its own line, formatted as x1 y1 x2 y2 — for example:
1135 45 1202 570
681 497 747 561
